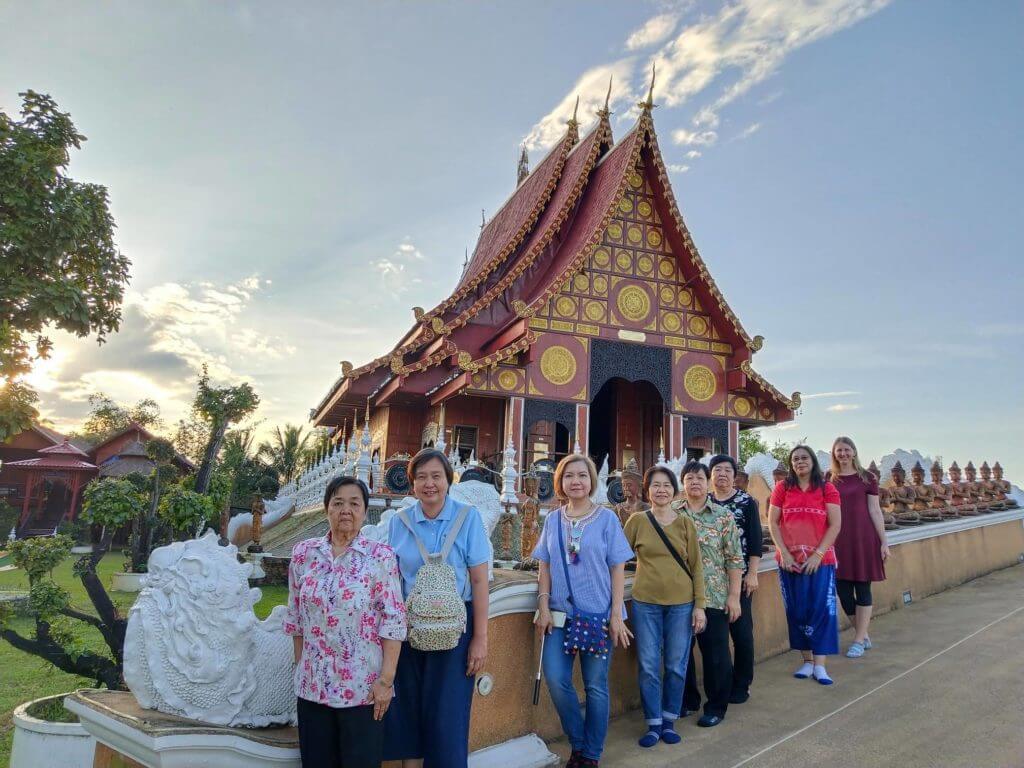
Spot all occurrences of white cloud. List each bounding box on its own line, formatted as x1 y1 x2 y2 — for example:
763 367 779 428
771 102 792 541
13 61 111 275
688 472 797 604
525 0 892 152
975 323 1024 337
737 122 762 139
826 403 861 412
667 163 690 173
626 12 681 51
373 238 428 294
775 422 801 431
685 150 702 159
803 391 860 400
672 128 718 146
523 59 637 150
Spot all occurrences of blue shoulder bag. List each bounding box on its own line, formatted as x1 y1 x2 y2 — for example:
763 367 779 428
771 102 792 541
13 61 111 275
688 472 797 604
555 508 611 660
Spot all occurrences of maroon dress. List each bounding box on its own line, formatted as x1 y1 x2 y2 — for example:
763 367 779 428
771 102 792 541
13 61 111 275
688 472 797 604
830 472 886 582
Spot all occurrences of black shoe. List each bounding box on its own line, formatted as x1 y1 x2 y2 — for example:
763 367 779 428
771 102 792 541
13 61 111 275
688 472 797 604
566 750 582 768
697 714 724 728
729 690 750 704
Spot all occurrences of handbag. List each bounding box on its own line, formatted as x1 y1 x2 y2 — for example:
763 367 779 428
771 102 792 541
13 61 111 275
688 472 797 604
556 508 612 659
645 510 694 581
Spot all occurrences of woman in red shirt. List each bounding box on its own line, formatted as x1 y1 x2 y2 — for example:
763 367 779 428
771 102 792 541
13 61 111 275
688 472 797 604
768 445 842 685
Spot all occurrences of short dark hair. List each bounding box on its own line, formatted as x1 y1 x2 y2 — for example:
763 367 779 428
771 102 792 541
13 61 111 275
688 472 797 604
708 454 738 475
408 448 454 487
324 475 369 510
643 465 679 495
680 459 710 480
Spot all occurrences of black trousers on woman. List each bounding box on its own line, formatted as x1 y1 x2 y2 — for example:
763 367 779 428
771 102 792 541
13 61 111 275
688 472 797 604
296 697 382 768
682 607 733 719
729 592 755 700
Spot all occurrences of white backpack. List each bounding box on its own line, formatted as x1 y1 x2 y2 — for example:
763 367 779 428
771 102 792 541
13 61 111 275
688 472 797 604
397 503 471 651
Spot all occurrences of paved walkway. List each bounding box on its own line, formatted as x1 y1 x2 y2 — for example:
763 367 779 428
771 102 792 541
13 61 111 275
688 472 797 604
548 564 1024 768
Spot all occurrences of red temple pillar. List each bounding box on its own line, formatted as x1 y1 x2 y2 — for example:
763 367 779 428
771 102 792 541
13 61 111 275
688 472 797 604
19 472 36 526
66 474 82 522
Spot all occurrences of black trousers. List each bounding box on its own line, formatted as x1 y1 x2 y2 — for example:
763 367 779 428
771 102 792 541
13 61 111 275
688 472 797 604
296 697 382 768
837 579 873 616
683 607 733 718
729 592 755 698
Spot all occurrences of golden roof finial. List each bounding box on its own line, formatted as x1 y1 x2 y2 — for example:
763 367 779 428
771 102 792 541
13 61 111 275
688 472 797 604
598 74 613 118
567 94 580 128
640 63 657 111
365 397 370 425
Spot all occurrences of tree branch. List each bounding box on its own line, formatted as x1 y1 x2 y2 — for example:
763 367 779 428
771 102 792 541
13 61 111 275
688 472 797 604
59 606 105 630
1 625 123 690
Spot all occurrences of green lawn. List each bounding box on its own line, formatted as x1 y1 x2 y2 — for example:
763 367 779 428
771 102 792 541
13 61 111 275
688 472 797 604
0 552 288 766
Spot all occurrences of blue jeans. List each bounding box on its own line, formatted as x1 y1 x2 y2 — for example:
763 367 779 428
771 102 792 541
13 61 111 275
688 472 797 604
631 600 694 726
542 626 612 761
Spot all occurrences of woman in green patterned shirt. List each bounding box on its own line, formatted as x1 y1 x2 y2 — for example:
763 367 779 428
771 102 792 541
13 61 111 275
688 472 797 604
671 460 744 728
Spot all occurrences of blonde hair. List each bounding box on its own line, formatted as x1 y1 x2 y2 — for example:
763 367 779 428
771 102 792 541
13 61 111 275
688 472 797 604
830 436 871 482
553 453 598 501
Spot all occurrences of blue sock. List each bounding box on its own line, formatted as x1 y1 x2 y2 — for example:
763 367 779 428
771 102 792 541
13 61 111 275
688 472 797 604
661 720 681 744
639 723 661 748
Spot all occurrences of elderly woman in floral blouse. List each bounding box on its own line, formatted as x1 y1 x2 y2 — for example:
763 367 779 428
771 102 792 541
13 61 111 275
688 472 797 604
285 475 407 768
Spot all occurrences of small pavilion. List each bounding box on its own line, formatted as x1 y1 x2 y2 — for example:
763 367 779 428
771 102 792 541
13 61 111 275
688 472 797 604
6 439 98 535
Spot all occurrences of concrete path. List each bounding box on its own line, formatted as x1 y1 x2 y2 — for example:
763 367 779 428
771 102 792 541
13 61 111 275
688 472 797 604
548 564 1024 768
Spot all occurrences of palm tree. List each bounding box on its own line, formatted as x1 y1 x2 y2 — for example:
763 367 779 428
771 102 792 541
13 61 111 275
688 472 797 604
259 424 311 483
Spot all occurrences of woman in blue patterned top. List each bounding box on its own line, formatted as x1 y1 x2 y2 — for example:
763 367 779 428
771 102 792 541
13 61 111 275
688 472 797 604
533 453 634 768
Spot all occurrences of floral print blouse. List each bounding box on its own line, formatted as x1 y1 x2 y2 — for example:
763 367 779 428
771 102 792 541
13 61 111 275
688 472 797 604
672 498 744 610
284 533 407 708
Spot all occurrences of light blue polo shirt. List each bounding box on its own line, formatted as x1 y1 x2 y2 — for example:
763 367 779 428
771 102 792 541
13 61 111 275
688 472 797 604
387 495 491 601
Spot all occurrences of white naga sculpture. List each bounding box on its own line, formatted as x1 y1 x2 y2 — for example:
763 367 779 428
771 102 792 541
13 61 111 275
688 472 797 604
123 531 297 727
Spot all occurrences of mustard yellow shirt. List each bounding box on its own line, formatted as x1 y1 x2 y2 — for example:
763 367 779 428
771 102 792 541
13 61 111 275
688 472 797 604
624 510 707 608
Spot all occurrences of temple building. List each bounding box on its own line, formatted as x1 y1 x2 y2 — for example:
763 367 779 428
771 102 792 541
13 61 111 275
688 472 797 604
310 91 799 484
0 422 193 537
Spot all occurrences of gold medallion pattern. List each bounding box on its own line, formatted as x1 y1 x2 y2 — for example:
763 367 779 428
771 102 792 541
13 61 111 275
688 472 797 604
593 248 611 268
679 288 692 307
660 285 675 305
684 364 717 402
540 346 577 386
648 228 662 247
593 275 608 295
733 396 752 417
659 258 675 278
584 300 605 321
629 172 643 189
627 225 643 244
555 296 576 318
497 369 519 391
616 251 632 270
573 273 589 292
618 198 633 214
688 315 708 335
637 255 654 274
662 312 681 332
607 223 622 241
638 200 652 217
617 285 651 322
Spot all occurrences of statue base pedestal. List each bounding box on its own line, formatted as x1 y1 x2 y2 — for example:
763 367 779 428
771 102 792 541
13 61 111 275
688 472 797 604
65 690 299 768
65 689 558 768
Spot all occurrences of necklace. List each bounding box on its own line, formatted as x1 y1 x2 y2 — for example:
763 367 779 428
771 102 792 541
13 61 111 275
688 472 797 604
563 504 598 564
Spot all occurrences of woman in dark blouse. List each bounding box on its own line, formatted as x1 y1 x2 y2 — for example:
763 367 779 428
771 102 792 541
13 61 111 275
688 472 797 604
828 436 889 658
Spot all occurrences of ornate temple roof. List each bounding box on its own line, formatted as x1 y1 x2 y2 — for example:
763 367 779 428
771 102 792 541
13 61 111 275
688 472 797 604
313 100 796 425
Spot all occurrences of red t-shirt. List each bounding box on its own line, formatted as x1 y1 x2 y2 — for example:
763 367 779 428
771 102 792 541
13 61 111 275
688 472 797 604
770 480 841 566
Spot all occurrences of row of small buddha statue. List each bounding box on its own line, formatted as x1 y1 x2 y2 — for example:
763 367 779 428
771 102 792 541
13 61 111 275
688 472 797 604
879 460 1017 529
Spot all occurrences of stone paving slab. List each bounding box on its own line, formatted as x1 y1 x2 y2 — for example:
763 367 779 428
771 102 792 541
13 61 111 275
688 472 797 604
549 564 1024 768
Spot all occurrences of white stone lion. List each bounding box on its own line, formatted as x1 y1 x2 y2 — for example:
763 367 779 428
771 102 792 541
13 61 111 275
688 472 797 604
123 531 296 727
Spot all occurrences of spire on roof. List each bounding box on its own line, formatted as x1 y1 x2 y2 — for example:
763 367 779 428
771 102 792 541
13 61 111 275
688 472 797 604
639 63 657 111
480 209 486 231
517 145 530 186
598 74 613 118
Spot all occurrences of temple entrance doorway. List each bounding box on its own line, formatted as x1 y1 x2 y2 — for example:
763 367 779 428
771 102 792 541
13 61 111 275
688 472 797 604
525 420 571 471
588 378 664 474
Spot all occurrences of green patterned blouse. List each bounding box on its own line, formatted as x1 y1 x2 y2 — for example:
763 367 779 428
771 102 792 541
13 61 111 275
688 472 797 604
672 498 744 610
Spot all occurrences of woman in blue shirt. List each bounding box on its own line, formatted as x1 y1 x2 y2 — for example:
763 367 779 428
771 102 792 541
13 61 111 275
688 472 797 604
533 454 634 768
383 448 491 768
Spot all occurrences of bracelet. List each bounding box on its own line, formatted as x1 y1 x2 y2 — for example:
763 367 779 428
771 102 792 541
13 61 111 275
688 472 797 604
537 592 551 600
813 549 825 558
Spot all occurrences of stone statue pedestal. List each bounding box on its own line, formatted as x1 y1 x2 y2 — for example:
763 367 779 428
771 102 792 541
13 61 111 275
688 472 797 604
65 690 299 768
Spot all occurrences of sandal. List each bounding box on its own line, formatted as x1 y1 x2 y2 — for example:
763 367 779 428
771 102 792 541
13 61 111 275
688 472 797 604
846 641 865 658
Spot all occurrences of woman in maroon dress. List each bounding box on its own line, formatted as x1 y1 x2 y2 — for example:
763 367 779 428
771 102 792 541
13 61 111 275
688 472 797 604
828 436 889 658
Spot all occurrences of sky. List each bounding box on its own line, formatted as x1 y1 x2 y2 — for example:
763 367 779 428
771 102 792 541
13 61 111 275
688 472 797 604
2 1 1022 479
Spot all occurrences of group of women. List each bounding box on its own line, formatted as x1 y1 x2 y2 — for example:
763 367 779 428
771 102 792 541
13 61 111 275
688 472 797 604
284 436 888 768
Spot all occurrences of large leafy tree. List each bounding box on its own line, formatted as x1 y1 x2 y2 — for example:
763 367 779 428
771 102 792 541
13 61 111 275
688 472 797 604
0 90 131 440
258 423 311 483
191 365 259 494
78 392 163 445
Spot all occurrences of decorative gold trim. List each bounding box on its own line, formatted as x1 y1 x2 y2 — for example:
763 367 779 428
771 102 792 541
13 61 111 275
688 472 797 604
550 320 574 332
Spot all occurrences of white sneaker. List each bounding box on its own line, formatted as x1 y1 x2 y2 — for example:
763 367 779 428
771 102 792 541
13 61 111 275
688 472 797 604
794 661 814 679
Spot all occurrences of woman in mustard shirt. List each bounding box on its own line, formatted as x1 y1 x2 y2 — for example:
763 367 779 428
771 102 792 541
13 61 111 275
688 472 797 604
623 466 706 748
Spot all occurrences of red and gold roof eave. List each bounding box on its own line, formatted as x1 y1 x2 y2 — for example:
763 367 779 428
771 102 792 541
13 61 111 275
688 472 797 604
312 124 584 421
